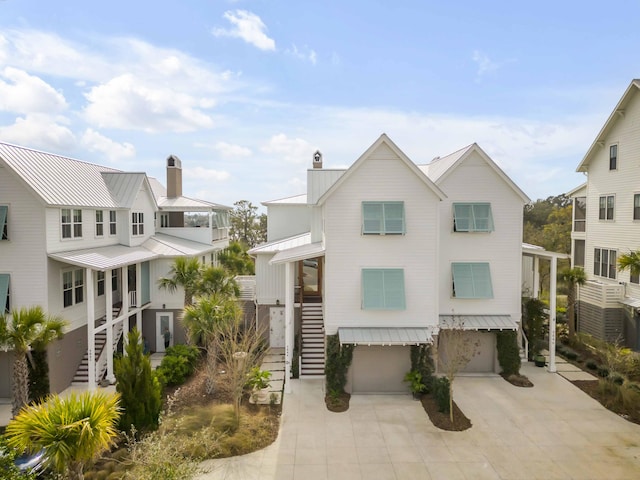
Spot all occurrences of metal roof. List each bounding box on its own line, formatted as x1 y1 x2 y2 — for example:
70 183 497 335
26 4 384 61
338 327 436 346
439 314 517 331
262 193 308 205
142 233 219 257
269 241 324 264
620 297 640 309
418 144 473 182
102 172 148 209
156 196 229 211
48 245 158 270
248 232 311 255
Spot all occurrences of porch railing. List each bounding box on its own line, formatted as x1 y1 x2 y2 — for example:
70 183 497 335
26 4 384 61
129 290 137 308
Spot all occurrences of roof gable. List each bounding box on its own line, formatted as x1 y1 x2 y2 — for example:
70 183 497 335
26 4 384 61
102 172 153 209
577 79 640 172
316 134 446 205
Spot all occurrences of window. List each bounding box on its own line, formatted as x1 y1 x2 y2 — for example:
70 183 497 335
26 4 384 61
362 268 405 310
573 197 586 232
0 205 7 240
631 272 639 284
362 202 405 235
451 262 493 298
634 194 640 221
453 203 494 232
574 240 585 268
594 248 616 279
0 274 9 314
132 212 144 236
63 269 84 307
112 269 119 292
160 214 169 228
598 195 614 220
97 271 105 296
61 209 83 239
609 144 618 170
95 210 104 237
109 210 117 235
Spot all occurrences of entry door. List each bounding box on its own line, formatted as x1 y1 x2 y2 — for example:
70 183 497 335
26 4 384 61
299 257 322 298
270 307 285 348
156 312 174 352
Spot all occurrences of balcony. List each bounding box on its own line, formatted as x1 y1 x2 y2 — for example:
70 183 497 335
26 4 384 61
157 226 229 245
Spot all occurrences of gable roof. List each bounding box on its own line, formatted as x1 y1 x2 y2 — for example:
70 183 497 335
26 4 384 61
147 176 231 212
262 193 308 206
102 172 155 209
577 79 640 172
315 134 446 205
566 182 587 197
419 143 530 203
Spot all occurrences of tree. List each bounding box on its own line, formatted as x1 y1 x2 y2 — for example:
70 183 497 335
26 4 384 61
437 316 480 423
0 306 66 416
114 328 162 434
560 267 586 339
229 200 266 248
197 265 240 297
183 294 243 394
618 250 640 278
158 257 202 308
218 241 255 275
4 391 121 480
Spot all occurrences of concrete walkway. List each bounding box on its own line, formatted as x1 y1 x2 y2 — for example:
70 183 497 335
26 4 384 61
197 363 640 480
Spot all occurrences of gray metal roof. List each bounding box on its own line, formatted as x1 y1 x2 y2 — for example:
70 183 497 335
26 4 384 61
48 245 158 270
248 232 311 255
142 233 219 257
620 297 640 309
156 195 230 211
338 327 435 346
102 172 148 209
418 144 473 182
439 314 517 331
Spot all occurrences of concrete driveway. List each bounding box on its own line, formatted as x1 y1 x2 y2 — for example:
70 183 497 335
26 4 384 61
197 363 640 480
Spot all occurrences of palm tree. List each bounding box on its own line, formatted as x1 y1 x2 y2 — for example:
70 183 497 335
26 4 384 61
183 293 242 394
560 267 586 339
4 391 121 480
197 265 240 297
0 306 66 416
157 257 202 307
618 250 640 279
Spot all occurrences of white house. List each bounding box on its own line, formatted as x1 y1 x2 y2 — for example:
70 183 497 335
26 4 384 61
569 79 640 350
0 143 230 396
250 134 530 393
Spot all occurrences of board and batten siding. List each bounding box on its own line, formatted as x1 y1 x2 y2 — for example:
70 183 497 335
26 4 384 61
322 142 441 335
436 151 525 322
0 164 48 308
254 254 286 305
266 204 310 242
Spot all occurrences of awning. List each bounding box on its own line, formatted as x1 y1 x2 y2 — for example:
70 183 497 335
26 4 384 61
270 242 325 265
338 327 435 346
620 297 640 309
439 314 517 331
49 245 158 271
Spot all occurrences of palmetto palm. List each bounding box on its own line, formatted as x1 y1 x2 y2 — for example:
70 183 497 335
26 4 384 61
618 250 640 278
4 391 121 480
0 306 66 416
197 265 240 298
560 267 586 339
157 257 202 307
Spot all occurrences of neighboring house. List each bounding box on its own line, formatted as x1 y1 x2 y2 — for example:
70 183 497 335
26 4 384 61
0 144 230 396
249 134 530 394
569 79 640 350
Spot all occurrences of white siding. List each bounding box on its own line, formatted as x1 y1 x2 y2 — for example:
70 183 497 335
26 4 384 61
323 142 441 335
436 151 524 323
254 254 286 305
128 183 157 247
150 258 185 309
267 204 310 242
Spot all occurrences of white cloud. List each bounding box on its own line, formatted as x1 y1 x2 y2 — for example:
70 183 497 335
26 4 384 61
80 128 135 163
0 67 67 114
212 10 276 51
286 45 317 65
83 74 215 133
183 166 231 182
214 141 252 158
261 133 315 164
0 114 75 151
472 50 501 80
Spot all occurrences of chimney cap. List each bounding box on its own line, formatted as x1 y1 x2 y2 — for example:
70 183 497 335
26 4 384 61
167 154 182 168
312 150 323 168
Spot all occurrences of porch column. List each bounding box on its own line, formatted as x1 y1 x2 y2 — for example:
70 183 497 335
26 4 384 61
86 267 96 390
533 256 540 298
548 256 558 373
135 263 142 335
106 269 115 384
122 266 129 352
284 261 295 394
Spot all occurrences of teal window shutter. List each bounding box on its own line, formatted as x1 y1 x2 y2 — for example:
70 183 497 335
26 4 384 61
0 206 7 240
362 203 383 234
362 268 405 309
452 262 493 298
362 202 404 234
453 203 494 232
383 202 405 234
0 274 9 313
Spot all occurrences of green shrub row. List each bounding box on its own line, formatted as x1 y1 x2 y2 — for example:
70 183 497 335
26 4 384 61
156 344 201 387
496 331 521 376
325 334 353 394
433 377 450 414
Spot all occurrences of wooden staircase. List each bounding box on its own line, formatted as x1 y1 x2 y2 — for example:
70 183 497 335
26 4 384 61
300 303 325 376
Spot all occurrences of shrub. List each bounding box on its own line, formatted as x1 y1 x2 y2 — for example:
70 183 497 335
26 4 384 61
410 344 434 392
165 344 200 368
325 335 353 394
156 355 192 387
0 437 36 480
586 360 598 370
609 372 625 386
433 377 450 414
565 350 578 361
597 365 610 378
496 331 521 376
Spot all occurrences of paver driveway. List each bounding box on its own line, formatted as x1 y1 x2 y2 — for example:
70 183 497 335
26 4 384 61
197 363 640 480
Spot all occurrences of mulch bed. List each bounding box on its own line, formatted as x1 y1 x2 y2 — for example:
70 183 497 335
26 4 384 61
325 392 351 412
420 394 471 431
572 379 640 425
501 373 534 387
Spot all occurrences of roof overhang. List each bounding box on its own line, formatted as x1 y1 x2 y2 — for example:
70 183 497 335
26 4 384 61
49 245 158 271
522 243 571 260
249 232 311 256
338 327 436 346
270 242 325 265
439 314 518 331
620 297 640 309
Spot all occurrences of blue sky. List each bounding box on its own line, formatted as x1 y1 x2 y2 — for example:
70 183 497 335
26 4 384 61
0 1 638 208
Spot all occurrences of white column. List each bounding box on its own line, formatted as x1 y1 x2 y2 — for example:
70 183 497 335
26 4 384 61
135 263 142 335
284 262 295 394
86 268 96 390
106 268 115 384
122 266 129 353
549 256 557 373
533 256 540 298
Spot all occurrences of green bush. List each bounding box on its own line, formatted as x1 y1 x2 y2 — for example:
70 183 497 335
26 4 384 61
609 372 625 386
0 437 36 480
156 355 192 387
565 350 578 361
496 331 521 376
165 344 200 368
586 360 598 370
410 344 434 393
325 334 353 394
597 365 610 378
433 377 450 414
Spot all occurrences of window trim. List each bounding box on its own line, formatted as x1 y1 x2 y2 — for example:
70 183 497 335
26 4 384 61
573 196 586 232
95 210 104 237
97 271 105 297
452 203 494 232
0 274 10 314
132 212 144 236
634 194 640 221
109 210 117 236
361 268 406 310
0 205 8 241
61 208 83 239
451 262 494 299
63 268 84 308
594 247 616 280
598 195 615 221
362 201 405 235
609 144 618 170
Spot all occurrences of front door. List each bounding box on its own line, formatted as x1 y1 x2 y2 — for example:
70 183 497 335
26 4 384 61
156 312 173 352
269 307 285 348
299 257 322 299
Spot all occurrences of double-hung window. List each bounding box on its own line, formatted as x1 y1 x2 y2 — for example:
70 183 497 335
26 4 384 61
594 248 616 279
109 210 117 235
132 212 144 236
95 210 104 237
634 194 640 221
452 203 494 232
362 202 405 235
0 274 9 314
61 209 83 239
63 269 84 307
97 271 105 296
0 205 7 240
609 144 618 170
451 262 493 298
362 268 405 310
112 269 119 292
599 195 614 220
573 197 586 232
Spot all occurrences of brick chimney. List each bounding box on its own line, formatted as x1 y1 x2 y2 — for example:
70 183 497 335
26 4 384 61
166 155 182 198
